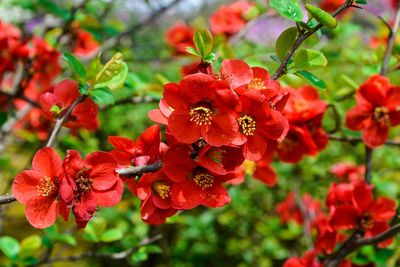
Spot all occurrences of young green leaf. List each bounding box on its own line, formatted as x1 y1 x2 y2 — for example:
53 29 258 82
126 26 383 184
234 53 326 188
20 235 42 257
0 236 20 259
270 0 303 21
293 49 328 70
89 87 115 105
100 228 123 242
275 27 298 61
94 61 128 91
305 4 337 29
355 0 367 4
294 70 327 89
193 29 213 57
63 52 87 81
185 46 201 57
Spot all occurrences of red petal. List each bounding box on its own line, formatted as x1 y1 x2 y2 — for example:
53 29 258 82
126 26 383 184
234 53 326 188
108 136 135 152
253 164 277 187
12 170 43 204
243 134 267 161
345 104 372 131
137 125 161 163
168 111 201 144
32 147 62 178
352 181 374 213
370 196 396 222
171 180 203 209
221 59 252 90
362 122 388 148
25 197 58 229
163 144 196 183
365 221 393 248
204 112 238 146
330 205 358 230
54 79 80 108
95 179 124 207
199 183 231 208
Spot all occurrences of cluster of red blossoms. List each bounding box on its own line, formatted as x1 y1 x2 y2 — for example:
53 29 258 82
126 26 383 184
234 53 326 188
0 20 99 140
12 147 123 229
346 74 400 148
277 163 397 266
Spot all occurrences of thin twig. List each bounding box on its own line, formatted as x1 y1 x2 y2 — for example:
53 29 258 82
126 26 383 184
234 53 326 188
42 234 162 265
116 161 163 177
100 95 158 111
45 95 87 147
271 0 355 80
355 223 400 246
0 195 16 205
380 5 400 76
328 134 400 146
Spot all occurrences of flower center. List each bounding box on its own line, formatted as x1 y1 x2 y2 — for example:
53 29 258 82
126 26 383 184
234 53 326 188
238 115 256 136
360 213 374 229
37 176 57 197
75 175 92 195
152 182 171 199
189 105 213 126
193 172 214 190
248 78 266 90
373 106 390 126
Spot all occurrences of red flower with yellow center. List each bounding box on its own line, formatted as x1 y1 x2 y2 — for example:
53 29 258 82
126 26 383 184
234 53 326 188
163 73 239 146
60 150 123 228
346 74 400 148
12 147 69 229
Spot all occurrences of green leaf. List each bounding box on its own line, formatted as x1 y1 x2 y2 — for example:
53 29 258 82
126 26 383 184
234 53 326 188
270 0 303 21
95 61 128 91
185 46 201 57
63 52 87 81
204 53 216 63
130 247 148 264
305 4 337 29
293 49 328 70
100 228 123 242
0 236 20 259
78 83 89 95
38 0 70 20
355 0 367 4
89 87 115 105
0 112 7 127
275 27 298 61
20 235 42 257
294 70 327 89
193 29 213 57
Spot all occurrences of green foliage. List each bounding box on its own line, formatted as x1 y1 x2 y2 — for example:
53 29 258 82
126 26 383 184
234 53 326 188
0 236 20 259
305 4 337 29
294 70 327 89
269 0 303 21
275 27 298 61
89 87 115 105
293 49 328 70
63 52 87 81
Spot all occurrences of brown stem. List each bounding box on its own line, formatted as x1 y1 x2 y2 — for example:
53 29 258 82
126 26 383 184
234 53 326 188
0 195 16 205
46 95 87 147
41 234 162 264
116 161 163 177
328 134 400 146
271 0 355 80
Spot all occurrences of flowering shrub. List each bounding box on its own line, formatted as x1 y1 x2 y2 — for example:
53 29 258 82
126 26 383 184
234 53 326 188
0 0 400 266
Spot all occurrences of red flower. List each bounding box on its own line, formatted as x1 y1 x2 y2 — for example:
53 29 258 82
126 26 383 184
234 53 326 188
163 73 239 146
108 125 164 167
253 148 277 187
330 181 396 247
330 162 365 182
210 1 253 36
60 150 123 228
283 250 321 267
181 61 213 76
276 192 321 225
277 86 328 163
345 75 400 148
234 90 288 160
137 171 177 225
165 21 195 55
12 147 68 228
163 144 232 209
196 144 244 175
72 29 100 58
39 79 99 131
320 0 345 12
315 214 345 254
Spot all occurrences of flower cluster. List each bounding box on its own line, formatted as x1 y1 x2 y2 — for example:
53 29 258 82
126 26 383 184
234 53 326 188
12 147 123 229
209 1 254 36
278 176 396 265
346 74 400 148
